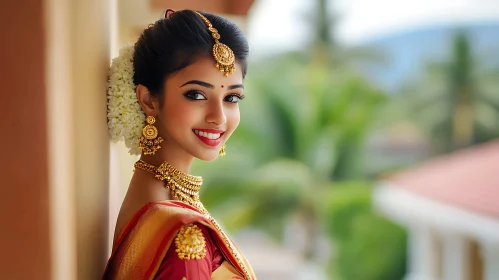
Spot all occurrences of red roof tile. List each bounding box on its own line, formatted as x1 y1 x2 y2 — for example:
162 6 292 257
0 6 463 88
387 140 499 218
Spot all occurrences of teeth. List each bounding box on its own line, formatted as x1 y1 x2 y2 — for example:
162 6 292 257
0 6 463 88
194 130 221 139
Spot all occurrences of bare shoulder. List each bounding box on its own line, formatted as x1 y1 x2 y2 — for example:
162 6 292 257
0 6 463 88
113 174 169 240
113 197 144 240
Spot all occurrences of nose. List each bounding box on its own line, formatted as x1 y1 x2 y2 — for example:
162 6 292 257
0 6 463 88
205 100 226 126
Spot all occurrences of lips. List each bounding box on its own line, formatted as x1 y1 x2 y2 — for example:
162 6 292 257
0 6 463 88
193 129 224 147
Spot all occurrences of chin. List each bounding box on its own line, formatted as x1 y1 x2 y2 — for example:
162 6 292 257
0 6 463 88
192 150 220 162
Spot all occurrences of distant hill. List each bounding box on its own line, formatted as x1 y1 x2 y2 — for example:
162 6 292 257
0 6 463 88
355 22 499 93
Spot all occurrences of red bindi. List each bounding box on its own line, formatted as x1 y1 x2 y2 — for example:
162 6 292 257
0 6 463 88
221 85 224 88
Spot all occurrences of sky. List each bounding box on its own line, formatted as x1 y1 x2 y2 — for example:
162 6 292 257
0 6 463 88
246 0 499 56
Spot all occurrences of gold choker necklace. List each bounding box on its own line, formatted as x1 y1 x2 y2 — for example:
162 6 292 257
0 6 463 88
134 160 208 214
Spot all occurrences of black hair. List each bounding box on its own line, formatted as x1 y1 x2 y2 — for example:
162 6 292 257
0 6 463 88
133 10 249 98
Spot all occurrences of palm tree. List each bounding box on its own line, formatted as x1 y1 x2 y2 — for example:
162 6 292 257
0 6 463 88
394 31 499 153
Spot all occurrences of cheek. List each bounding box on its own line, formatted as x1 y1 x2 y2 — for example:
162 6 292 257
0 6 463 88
162 99 195 128
226 106 241 130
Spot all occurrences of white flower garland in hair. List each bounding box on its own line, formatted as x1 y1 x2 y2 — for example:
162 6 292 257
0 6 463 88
107 44 145 155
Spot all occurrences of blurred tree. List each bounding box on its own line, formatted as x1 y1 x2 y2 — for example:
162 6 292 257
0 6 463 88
307 0 388 69
193 0 397 278
197 60 386 254
322 181 407 280
394 31 499 153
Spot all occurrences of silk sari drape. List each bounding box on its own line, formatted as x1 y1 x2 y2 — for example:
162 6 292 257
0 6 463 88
102 201 256 280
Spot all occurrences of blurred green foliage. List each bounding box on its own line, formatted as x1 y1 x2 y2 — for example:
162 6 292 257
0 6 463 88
193 56 398 277
322 181 407 280
191 0 409 278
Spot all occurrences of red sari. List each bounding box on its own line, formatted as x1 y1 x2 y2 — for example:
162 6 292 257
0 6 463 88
102 201 256 280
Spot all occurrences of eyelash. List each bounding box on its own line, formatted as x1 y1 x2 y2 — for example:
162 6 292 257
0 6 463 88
225 93 245 103
183 90 206 100
183 90 245 103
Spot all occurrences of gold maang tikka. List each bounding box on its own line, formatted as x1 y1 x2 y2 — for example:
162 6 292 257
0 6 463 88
138 116 164 155
195 11 235 77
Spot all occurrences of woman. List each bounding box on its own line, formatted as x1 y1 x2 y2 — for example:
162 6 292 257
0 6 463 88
103 9 256 280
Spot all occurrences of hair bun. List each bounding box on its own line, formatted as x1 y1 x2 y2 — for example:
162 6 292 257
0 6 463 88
165 9 175 19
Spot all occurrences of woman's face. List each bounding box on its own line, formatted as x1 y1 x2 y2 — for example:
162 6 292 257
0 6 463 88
157 56 244 161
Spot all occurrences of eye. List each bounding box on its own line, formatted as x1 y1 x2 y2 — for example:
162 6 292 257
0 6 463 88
225 94 245 103
183 90 207 100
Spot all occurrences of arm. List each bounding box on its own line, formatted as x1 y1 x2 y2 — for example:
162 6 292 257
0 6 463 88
154 223 221 280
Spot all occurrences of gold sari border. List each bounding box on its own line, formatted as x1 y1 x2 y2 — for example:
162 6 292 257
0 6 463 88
103 200 256 280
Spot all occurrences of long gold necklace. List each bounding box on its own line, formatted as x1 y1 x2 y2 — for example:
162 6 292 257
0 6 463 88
133 160 252 279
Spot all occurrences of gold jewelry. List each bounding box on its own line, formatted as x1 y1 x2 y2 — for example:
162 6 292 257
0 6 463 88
175 223 207 260
219 144 226 156
195 11 235 77
134 160 206 213
133 160 252 279
138 116 164 155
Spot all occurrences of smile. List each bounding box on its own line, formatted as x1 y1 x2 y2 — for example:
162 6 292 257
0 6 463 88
193 130 222 139
193 129 224 147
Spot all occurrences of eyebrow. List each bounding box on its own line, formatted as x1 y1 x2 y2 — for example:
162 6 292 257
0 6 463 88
228 84 244 90
181 80 244 90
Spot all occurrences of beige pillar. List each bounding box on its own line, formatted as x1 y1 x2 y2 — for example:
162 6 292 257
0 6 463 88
46 0 112 278
69 0 111 279
405 225 440 280
45 0 76 278
442 234 470 280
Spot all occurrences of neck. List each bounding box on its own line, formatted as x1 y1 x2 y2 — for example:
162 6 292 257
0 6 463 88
133 158 205 213
140 142 194 173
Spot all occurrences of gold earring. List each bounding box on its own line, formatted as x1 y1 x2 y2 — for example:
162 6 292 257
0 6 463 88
219 144 226 156
138 116 164 155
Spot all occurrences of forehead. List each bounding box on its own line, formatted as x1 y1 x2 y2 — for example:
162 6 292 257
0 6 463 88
167 56 243 87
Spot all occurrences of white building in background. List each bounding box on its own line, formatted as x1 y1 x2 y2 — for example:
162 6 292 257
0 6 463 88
374 140 499 280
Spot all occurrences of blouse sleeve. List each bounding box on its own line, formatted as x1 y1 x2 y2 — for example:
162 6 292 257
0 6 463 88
154 223 223 280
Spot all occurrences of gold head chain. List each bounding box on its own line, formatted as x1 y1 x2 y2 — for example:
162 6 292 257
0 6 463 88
194 11 236 77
